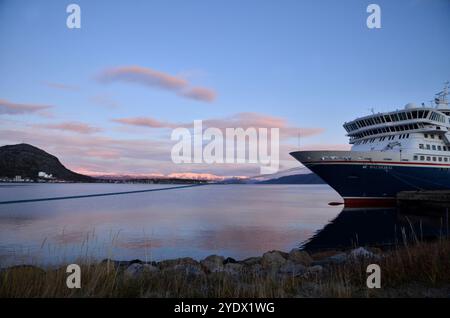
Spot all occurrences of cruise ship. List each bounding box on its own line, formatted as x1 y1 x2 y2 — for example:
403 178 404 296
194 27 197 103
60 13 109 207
290 83 450 207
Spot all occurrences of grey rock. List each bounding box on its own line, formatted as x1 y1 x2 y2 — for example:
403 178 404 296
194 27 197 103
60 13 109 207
171 263 204 276
278 261 307 276
200 255 225 273
124 263 143 278
158 257 199 270
124 263 159 279
350 247 375 259
299 265 324 279
297 282 322 297
124 263 159 278
310 252 348 266
288 249 313 266
248 263 264 275
329 252 347 262
223 263 244 275
224 257 237 264
307 265 324 273
241 256 262 266
261 251 287 270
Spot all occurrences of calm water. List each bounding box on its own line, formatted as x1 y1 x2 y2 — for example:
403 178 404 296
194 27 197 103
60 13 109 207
0 183 343 267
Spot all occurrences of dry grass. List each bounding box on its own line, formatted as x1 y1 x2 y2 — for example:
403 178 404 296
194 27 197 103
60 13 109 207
1 238 450 298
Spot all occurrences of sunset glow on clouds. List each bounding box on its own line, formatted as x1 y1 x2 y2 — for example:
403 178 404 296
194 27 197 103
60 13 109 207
0 99 53 116
38 121 103 134
2 1 444 179
112 112 324 140
0 63 339 178
0 108 330 177
96 66 217 103
0 64 338 178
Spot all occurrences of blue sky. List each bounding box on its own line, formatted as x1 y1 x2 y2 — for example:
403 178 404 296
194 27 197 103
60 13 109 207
0 0 449 177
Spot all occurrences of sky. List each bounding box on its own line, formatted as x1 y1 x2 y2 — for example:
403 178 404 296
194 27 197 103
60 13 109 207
0 0 449 178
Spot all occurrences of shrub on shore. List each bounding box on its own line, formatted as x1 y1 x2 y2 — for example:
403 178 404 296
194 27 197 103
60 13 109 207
1 239 449 298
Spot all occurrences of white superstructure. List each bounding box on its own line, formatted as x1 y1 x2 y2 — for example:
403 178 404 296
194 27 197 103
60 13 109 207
343 82 450 163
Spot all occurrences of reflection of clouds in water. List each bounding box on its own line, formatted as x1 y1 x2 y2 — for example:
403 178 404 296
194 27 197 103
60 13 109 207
52 230 88 245
0 213 39 226
0 185 342 265
193 226 312 255
115 238 164 250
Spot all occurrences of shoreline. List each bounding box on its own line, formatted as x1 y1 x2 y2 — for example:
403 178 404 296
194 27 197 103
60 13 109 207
2 238 449 297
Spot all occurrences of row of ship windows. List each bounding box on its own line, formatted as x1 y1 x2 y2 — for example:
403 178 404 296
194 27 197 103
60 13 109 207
350 123 427 139
344 110 447 132
354 133 444 145
354 134 410 145
414 155 449 162
424 134 442 139
419 144 448 151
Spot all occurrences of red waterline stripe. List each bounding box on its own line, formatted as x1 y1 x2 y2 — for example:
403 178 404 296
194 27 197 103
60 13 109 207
343 197 397 208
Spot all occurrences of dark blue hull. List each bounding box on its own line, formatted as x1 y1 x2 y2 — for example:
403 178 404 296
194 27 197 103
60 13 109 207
303 162 450 200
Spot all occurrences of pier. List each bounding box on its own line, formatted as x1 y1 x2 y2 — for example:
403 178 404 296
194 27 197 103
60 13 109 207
397 190 450 213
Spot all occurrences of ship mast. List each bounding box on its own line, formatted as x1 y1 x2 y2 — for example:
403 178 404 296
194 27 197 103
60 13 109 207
435 81 449 108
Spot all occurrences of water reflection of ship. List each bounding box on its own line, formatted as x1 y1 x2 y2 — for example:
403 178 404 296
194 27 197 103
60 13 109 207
301 207 449 252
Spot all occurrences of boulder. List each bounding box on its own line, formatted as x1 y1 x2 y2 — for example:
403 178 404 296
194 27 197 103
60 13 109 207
311 252 347 265
350 247 375 259
158 257 199 270
223 263 244 276
288 249 313 266
241 257 262 266
327 252 347 263
307 265 324 273
261 251 287 270
170 263 204 276
200 255 225 273
247 263 264 275
101 259 137 269
278 261 306 276
299 265 324 279
124 263 159 279
223 257 237 264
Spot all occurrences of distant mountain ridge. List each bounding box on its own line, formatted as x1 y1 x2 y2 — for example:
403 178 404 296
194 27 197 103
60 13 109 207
0 143 325 184
0 143 94 182
258 173 325 184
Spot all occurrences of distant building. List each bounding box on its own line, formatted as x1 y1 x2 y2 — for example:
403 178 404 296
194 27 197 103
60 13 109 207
14 175 23 182
38 171 53 179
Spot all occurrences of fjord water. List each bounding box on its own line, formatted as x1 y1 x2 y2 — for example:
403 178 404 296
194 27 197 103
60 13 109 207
0 183 342 267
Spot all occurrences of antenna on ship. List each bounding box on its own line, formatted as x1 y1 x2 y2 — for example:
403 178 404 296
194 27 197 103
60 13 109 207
369 107 375 114
435 81 449 109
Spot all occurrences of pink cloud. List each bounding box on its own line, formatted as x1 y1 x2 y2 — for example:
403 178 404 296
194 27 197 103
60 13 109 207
43 82 79 91
112 112 323 139
0 98 52 116
112 117 176 129
40 122 102 134
202 113 324 139
0 127 172 174
0 109 329 177
179 86 217 102
96 65 216 103
97 66 187 90
83 149 121 159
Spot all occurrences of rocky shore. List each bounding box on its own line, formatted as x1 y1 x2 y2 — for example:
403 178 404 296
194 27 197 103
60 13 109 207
109 247 378 280
1 240 449 297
